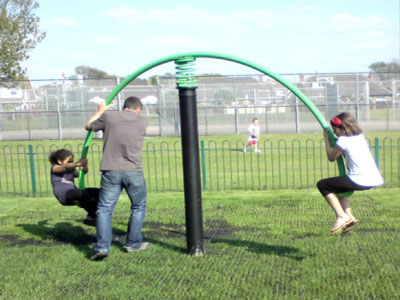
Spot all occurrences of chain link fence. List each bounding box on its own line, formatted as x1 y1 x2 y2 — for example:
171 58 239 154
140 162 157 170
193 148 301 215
0 73 399 140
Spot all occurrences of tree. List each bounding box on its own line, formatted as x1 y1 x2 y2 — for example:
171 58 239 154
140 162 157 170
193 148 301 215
0 0 45 80
368 60 400 81
69 66 117 86
74 66 116 80
149 73 174 85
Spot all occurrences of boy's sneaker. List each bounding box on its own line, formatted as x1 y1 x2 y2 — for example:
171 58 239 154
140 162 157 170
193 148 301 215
90 251 108 261
255 149 261 153
123 242 150 253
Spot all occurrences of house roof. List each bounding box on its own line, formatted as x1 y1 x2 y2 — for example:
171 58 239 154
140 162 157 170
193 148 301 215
306 74 392 97
0 81 38 103
197 76 258 84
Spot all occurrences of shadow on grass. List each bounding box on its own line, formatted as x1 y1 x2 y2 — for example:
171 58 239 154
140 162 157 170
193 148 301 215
210 238 307 261
17 220 125 258
142 222 186 254
145 236 186 254
144 225 306 260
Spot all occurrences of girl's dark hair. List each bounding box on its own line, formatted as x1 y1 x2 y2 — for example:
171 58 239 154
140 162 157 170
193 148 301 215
49 149 73 165
332 112 362 136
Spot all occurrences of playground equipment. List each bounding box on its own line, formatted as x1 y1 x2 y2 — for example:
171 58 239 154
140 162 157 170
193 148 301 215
78 52 351 255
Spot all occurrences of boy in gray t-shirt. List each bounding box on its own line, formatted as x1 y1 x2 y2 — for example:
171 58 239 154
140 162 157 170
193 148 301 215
85 96 149 261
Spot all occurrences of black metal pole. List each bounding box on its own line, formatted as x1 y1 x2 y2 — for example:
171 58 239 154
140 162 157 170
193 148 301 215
178 87 204 256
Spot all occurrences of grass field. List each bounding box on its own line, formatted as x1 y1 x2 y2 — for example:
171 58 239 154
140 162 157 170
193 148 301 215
1 188 399 299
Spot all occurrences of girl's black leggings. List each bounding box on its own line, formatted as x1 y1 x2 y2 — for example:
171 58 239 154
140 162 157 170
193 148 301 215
65 188 99 217
317 176 372 197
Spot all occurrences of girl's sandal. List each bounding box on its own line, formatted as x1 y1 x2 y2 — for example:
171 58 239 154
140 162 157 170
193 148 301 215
342 219 359 234
330 219 352 235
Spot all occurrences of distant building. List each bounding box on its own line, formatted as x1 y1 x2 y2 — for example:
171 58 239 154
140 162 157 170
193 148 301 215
306 74 392 103
0 81 39 111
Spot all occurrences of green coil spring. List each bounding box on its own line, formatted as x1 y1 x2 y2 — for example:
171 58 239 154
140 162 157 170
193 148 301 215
175 56 198 88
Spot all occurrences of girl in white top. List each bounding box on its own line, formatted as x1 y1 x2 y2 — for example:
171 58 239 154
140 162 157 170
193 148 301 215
243 118 261 153
317 112 383 234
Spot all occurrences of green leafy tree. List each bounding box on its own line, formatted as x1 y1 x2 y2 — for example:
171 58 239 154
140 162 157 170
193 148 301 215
74 66 116 80
149 73 174 85
69 66 117 86
368 60 400 81
0 0 45 80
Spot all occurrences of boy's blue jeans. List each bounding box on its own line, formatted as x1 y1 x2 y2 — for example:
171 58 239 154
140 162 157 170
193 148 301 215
93 170 147 253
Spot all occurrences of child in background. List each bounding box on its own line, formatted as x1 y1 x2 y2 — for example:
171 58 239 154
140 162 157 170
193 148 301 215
244 118 261 153
317 112 383 234
49 149 99 226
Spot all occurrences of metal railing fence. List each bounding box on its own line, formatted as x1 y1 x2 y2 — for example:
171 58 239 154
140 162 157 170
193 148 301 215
0 138 398 197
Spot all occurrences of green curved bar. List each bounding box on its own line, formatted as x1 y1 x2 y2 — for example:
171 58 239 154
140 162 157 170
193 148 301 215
79 51 349 194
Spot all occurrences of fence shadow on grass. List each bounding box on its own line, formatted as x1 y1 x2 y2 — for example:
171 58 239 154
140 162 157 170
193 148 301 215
17 220 126 258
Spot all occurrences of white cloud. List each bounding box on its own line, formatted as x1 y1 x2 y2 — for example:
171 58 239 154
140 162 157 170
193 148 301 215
149 34 206 48
25 4 397 79
323 13 393 56
70 51 94 61
102 6 276 30
351 39 391 52
103 6 207 24
102 6 143 19
93 35 119 44
98 6 395 73
41 18 79 27
329 13 390 31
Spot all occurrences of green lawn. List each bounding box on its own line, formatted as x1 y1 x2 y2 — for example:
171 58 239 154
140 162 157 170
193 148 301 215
1 188 399 299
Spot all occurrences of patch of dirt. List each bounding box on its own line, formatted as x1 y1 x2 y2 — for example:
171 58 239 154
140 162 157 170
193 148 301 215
204 219 237 240
356 228 398 233
0 235 20 243
2 218 261 249
0 232 124 248
143 221 185 238
0 234 61 247
291 233 320 240
143 219 239 240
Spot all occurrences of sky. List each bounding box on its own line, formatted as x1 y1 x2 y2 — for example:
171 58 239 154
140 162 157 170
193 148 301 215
23 0 399 80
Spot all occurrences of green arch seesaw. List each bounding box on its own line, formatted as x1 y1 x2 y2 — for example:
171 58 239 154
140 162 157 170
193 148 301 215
78 51 353 197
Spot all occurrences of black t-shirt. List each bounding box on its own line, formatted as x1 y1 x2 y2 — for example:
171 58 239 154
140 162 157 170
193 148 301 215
50 165 77 205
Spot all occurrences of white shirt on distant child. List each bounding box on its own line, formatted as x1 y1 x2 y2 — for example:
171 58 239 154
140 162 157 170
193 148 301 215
247 123 260 142
336 134 384 187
